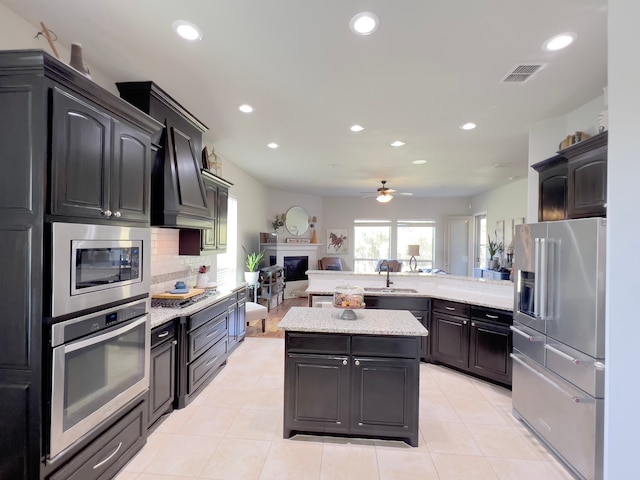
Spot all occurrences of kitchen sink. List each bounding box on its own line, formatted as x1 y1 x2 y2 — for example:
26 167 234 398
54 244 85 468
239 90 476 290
363 287 419 294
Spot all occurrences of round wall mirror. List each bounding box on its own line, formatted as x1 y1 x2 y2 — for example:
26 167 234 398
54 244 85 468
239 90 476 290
285 206 309 236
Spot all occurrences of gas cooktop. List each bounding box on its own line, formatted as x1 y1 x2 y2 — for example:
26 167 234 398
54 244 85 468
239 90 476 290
151 290 218 309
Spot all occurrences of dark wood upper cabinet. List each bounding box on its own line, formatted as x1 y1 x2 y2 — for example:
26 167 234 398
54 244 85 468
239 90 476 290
533 131 607 221
50 87 152 224
116 81 215 229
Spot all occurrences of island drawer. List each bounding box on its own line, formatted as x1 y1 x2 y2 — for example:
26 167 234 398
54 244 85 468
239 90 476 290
432 299 470 317
352 335 420 359
286 333 350 354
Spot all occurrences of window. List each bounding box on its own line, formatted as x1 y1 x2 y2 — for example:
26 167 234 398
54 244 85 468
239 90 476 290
216 196 237 286
397 221 435 270
474 214 487 269
353 219 436 272
353 220 391 272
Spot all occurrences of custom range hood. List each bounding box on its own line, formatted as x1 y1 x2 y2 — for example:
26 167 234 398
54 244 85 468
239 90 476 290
116 81 212 229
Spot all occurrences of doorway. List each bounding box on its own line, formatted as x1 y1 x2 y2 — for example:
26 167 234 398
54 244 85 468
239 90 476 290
444 216 472 276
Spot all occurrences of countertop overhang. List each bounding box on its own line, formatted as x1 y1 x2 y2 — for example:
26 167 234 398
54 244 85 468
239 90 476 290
278 306 428 336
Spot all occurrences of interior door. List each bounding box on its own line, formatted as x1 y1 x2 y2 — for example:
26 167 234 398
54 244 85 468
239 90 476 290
444 216 472 275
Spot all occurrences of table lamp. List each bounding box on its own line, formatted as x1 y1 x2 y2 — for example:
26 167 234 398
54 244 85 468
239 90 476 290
407 244 420 271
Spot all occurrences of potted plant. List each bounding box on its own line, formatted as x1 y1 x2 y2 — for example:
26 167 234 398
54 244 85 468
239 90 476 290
272 214 285 233
487 233 504 270
242 247 265 285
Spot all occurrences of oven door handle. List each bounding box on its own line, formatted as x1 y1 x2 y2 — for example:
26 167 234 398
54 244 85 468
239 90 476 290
61 315 148 354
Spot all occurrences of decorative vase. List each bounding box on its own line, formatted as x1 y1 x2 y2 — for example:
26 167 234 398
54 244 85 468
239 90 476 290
244 271 260 286
196 273 209 288
69 42 91 78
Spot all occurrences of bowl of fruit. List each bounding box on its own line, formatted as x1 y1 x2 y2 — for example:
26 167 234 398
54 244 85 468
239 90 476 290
333 285 365 320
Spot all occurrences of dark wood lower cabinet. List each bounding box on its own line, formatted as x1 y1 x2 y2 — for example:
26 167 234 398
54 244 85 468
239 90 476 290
149 323 177 428
431 311 470 368
431 300 513 387
284 332 420 446
469 319 512 385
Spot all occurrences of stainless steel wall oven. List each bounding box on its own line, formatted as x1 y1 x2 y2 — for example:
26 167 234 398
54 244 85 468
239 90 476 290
47 299 150 461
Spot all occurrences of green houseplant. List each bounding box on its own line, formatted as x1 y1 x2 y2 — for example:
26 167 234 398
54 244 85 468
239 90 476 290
242 247 264 285
487 233 503 270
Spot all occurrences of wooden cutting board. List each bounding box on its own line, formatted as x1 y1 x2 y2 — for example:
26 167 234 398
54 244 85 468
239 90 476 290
152 288 205 300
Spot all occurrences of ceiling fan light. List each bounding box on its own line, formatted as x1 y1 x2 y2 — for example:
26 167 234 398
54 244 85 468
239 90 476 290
376 193 393 203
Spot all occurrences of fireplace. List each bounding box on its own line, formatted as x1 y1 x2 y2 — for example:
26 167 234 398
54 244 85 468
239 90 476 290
284 256 309 282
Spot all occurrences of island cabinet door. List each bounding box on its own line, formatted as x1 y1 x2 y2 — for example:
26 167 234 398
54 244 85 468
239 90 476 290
284 354 350 435
349 357 419 444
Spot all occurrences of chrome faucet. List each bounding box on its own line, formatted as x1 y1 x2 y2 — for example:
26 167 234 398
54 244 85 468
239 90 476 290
379 260 394 288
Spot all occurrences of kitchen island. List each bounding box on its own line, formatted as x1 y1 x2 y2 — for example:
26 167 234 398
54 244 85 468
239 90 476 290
279 306 428 446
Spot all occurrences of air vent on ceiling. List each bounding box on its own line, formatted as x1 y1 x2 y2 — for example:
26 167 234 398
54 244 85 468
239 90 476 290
500 64 547 84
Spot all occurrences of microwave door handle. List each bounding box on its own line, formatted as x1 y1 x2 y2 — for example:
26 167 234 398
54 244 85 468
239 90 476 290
62 315 148 355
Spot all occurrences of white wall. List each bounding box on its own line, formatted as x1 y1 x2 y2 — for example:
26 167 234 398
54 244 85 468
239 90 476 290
322 195 471 271
470 178 528 231
605 1 640 477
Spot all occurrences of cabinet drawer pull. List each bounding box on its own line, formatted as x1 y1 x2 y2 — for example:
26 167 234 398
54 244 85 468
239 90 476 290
157 331 169 338
485 314 499 319
445 306 456 311
206 328 219 338
101 209 112 217
93 442 122 470
354 359 360 366
205 355 219 367
113 211 121 218
342 360 347 365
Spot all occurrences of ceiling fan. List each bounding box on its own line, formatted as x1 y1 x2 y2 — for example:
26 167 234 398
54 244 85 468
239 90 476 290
361 180 412 203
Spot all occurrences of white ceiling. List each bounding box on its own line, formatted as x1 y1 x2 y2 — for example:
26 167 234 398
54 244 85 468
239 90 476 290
2 0 608 199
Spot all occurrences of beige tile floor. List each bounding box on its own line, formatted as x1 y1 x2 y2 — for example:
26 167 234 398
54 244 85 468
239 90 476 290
115 337 575 480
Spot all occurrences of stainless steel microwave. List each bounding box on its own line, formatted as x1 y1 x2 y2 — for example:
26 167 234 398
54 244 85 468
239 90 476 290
51 223 150 317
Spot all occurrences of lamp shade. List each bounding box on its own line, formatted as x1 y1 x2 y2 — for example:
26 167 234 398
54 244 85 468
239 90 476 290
376 193 393 203
406 244 420 256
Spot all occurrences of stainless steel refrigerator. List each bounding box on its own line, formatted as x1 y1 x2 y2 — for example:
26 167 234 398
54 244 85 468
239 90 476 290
511 217 605 480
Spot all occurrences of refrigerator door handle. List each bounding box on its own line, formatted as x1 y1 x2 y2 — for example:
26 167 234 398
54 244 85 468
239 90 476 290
534 238 541 317
510 354 589 404
510 325 544 342
544 344 584 366
538 238 548 319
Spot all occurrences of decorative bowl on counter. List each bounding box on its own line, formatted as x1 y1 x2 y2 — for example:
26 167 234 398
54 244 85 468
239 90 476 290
333 285 365 320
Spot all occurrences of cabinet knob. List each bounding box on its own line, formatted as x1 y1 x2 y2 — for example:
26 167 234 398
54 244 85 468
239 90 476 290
463 320 468 325
354 360 360 366
102 210 112 217
471 322 475 327
113 211 121 218
342 360 347 366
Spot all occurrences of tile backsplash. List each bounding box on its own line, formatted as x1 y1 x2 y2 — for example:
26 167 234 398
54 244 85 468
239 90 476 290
150 228 218 295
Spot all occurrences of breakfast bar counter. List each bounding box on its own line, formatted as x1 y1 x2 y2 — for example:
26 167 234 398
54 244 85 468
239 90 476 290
279 306 427 446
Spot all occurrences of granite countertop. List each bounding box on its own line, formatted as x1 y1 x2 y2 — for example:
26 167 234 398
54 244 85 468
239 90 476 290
278 306 428 336
149 283 245 328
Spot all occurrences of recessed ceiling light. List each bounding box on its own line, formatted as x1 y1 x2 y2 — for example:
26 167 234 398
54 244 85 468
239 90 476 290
267 142 279 149
460 122 477 130
172 20 203 41
349 12 380 35
350 124 364 132
238 104 253 113
543 32 576 51
412 159 427 165
390 140 405 147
